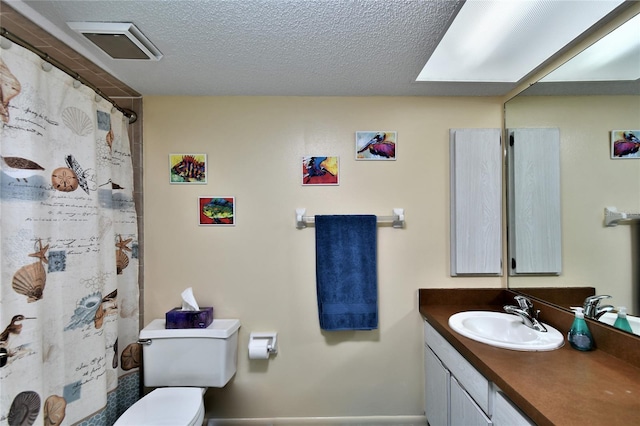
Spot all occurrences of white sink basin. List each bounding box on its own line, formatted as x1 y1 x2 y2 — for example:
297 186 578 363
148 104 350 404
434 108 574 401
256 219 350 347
448 311 564 351
598 312 640 336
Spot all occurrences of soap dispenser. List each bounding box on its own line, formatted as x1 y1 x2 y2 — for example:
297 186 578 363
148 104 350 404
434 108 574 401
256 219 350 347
613 306 633 333
568 307 594 351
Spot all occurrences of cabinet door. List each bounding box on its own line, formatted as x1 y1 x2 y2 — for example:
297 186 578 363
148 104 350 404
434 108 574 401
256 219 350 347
425 345 449 426
425 322 490 413
450 128 502 275
507 127 562 275
450 377 492 426
493 391 534 426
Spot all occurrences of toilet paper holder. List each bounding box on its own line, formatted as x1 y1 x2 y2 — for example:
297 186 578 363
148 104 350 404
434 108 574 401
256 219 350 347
249 332 278 356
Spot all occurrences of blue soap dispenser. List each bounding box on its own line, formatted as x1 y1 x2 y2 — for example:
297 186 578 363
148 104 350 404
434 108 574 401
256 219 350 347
613 306 633 333
568 307 594 351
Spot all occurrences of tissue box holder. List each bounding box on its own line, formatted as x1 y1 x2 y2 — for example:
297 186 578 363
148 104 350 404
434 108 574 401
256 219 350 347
165 307 213 329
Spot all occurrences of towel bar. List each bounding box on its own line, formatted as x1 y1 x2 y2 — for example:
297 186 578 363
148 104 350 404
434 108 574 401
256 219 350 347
604 206 640 227
296 208 404 229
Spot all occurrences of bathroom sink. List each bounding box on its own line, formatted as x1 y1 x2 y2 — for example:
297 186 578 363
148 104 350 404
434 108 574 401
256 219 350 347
598 312 640 336
448 311 564 351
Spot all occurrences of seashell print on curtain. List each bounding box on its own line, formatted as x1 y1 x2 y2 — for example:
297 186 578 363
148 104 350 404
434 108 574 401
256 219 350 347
0 42 140 425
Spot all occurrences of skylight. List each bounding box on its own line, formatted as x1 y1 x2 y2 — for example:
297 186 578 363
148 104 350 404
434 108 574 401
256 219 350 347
540 13 640 82
417 0 625 83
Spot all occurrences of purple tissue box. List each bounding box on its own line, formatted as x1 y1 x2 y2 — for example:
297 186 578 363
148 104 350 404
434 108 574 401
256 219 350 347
165 307 213 329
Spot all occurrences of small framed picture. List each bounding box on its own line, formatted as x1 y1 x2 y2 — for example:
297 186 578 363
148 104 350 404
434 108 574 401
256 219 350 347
302 156 339 185
199 196 235 226
169 153 207 183
355 131 397 160
611 130 640 159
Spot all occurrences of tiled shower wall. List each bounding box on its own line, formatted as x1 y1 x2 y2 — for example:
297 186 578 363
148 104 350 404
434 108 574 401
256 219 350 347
1 1 145 329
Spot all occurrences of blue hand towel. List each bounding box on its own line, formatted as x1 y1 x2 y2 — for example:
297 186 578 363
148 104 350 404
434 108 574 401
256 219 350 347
315 215 378 331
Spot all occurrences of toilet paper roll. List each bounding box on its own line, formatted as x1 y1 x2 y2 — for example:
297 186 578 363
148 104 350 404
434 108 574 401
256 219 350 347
248 339 270 359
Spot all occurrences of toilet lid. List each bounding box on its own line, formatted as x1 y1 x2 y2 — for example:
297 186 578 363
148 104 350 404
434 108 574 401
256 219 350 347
115 387 204 426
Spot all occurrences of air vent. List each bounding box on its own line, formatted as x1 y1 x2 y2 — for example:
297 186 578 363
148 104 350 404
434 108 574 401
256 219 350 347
67 22 162 61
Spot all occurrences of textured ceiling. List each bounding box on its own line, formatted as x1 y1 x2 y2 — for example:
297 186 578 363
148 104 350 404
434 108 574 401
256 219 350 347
3 0 636 97
6 0 519 96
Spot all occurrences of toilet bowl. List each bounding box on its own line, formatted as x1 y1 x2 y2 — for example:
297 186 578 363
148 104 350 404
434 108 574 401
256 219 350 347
114 387 205 426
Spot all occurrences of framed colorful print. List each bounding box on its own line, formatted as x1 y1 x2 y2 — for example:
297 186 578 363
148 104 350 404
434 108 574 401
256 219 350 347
611 130 640 159
169 153 207 183
302 156 339 185
355 131 397 160
199 196 235 226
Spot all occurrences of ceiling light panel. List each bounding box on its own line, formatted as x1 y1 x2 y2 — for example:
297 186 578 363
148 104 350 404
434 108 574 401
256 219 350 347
540 13 640 82
67 22 162 61
417 0 625 83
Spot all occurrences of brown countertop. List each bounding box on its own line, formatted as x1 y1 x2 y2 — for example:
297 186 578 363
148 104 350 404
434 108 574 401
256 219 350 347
419 289 640 426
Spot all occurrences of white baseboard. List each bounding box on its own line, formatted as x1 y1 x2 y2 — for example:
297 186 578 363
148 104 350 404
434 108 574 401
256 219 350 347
207 415 427 426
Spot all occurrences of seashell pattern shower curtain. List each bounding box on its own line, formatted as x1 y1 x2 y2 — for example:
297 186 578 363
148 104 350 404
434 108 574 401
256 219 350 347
1 42 140 425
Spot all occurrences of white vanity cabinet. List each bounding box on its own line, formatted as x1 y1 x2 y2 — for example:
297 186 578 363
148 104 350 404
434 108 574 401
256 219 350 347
424 321 534 426
492 391 535 426
424 345 449 426
450 376 491 426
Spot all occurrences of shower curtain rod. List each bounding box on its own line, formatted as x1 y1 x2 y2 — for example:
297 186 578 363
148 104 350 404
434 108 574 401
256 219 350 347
1 27 138 123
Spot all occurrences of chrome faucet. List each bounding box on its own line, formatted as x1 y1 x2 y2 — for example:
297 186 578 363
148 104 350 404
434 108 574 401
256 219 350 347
583 295 614 320
504 295 547 332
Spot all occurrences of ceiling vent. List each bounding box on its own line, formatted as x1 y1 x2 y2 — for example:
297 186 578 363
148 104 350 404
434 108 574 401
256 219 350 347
67 22 162 61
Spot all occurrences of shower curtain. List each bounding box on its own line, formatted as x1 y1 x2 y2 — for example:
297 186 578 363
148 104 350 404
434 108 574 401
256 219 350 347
1 42 140 425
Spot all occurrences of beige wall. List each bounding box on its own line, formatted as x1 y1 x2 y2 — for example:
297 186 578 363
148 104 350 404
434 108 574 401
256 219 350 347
143 96 503 420
506 95 640 314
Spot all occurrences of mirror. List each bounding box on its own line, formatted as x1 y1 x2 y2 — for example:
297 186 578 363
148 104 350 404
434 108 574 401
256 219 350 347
505 5 640 335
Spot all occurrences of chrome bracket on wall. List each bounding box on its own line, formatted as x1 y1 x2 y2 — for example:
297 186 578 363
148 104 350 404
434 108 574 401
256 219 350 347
604 206 640 226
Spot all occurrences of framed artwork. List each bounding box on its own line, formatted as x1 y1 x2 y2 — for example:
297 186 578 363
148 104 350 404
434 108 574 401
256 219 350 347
611 130 640 159
199 196 235 225
302 156 339 185
355 131 397 160
169 153 207 183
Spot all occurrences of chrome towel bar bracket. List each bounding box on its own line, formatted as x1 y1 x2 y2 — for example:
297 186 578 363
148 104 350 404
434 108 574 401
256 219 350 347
604 206 640 226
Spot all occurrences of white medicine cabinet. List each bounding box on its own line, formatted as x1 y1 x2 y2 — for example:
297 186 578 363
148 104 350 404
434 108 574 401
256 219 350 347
450 128 502 276
506 128 562 275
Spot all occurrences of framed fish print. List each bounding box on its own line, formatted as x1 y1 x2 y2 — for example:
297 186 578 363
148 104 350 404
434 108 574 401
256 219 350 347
611 130 640 159
169 153 207 183
356 131 397 160
302 156 339 185
199 196 235 226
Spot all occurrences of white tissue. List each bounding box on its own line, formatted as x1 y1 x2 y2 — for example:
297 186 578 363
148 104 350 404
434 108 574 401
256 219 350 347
181 287 200 311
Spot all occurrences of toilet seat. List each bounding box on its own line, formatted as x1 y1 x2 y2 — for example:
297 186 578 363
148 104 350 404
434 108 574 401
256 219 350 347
114 387 205 426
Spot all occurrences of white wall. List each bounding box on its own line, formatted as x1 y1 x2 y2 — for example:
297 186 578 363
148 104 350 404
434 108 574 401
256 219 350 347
506 95 640 314
143 96 503 420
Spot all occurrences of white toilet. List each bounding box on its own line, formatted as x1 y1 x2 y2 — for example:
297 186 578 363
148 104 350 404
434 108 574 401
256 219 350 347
114 318 241 426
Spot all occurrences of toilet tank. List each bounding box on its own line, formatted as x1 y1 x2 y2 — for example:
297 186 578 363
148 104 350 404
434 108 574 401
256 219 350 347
139 318 240 387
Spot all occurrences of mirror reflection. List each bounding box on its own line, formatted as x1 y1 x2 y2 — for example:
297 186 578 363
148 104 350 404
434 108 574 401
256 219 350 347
505 7 640 336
